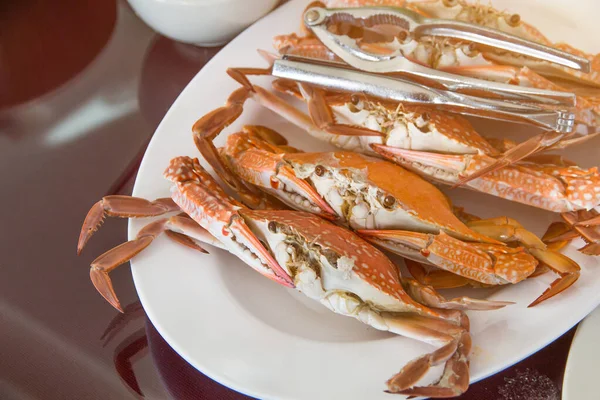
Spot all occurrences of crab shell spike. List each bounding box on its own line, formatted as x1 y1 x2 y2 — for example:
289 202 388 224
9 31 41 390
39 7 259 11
164 156 294 288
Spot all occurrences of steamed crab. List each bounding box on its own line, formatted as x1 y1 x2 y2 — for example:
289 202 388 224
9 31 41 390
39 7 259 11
78 156 477 397
282 0 600 123
273 0 600 188
214 63 600 258
189 90 581 306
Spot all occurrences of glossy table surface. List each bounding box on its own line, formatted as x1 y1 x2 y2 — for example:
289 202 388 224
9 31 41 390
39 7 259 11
0 1 582 399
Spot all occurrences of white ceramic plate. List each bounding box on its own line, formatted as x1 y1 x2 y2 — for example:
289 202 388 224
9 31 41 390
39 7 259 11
130 1 600 399
563 306 600 400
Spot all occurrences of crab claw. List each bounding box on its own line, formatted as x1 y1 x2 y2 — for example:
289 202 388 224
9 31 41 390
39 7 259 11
166 156 294 288
276 164 338 219
370 144 466 187
231 147 337 219
358 229 537 286
228 215 295 287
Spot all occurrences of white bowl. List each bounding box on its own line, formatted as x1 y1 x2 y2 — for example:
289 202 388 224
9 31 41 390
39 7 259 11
127 0 280 47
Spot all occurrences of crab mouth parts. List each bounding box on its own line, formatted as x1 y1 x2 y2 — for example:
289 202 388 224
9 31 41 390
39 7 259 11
280 183 323 213
277 223 340 274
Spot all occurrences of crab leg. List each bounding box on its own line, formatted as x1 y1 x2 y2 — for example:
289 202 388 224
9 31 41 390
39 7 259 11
465 217 545 247
315 280 471 396
575 213 600 227
465 216 582 306
562 210 600 255
77 196 179 255
297 83 385 137
193 75 337 218
191 86 273 210
400 277 513 310
405 259 489 289
452 130 567 188
89 214 217 312
542 221 579 251
229 64 384 138
526 249 581 307
385 321 471 398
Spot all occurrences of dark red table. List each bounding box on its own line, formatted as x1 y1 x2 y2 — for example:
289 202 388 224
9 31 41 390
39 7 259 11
0 1 578 399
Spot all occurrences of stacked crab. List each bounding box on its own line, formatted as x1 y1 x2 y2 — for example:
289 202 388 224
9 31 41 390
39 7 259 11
272 0 600 254
77 0 600 398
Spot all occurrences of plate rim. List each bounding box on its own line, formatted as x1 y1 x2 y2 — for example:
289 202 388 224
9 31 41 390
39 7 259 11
128 1 600 398
561 305 600 400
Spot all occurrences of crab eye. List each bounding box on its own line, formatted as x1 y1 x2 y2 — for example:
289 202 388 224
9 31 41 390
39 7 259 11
350 94 360 105
397 30 409 42
268 221 277 233
383 195 396 209
463 42 478 56
420 112 430 123
314 165 326 176
505 13 520 27
442 0 457 7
